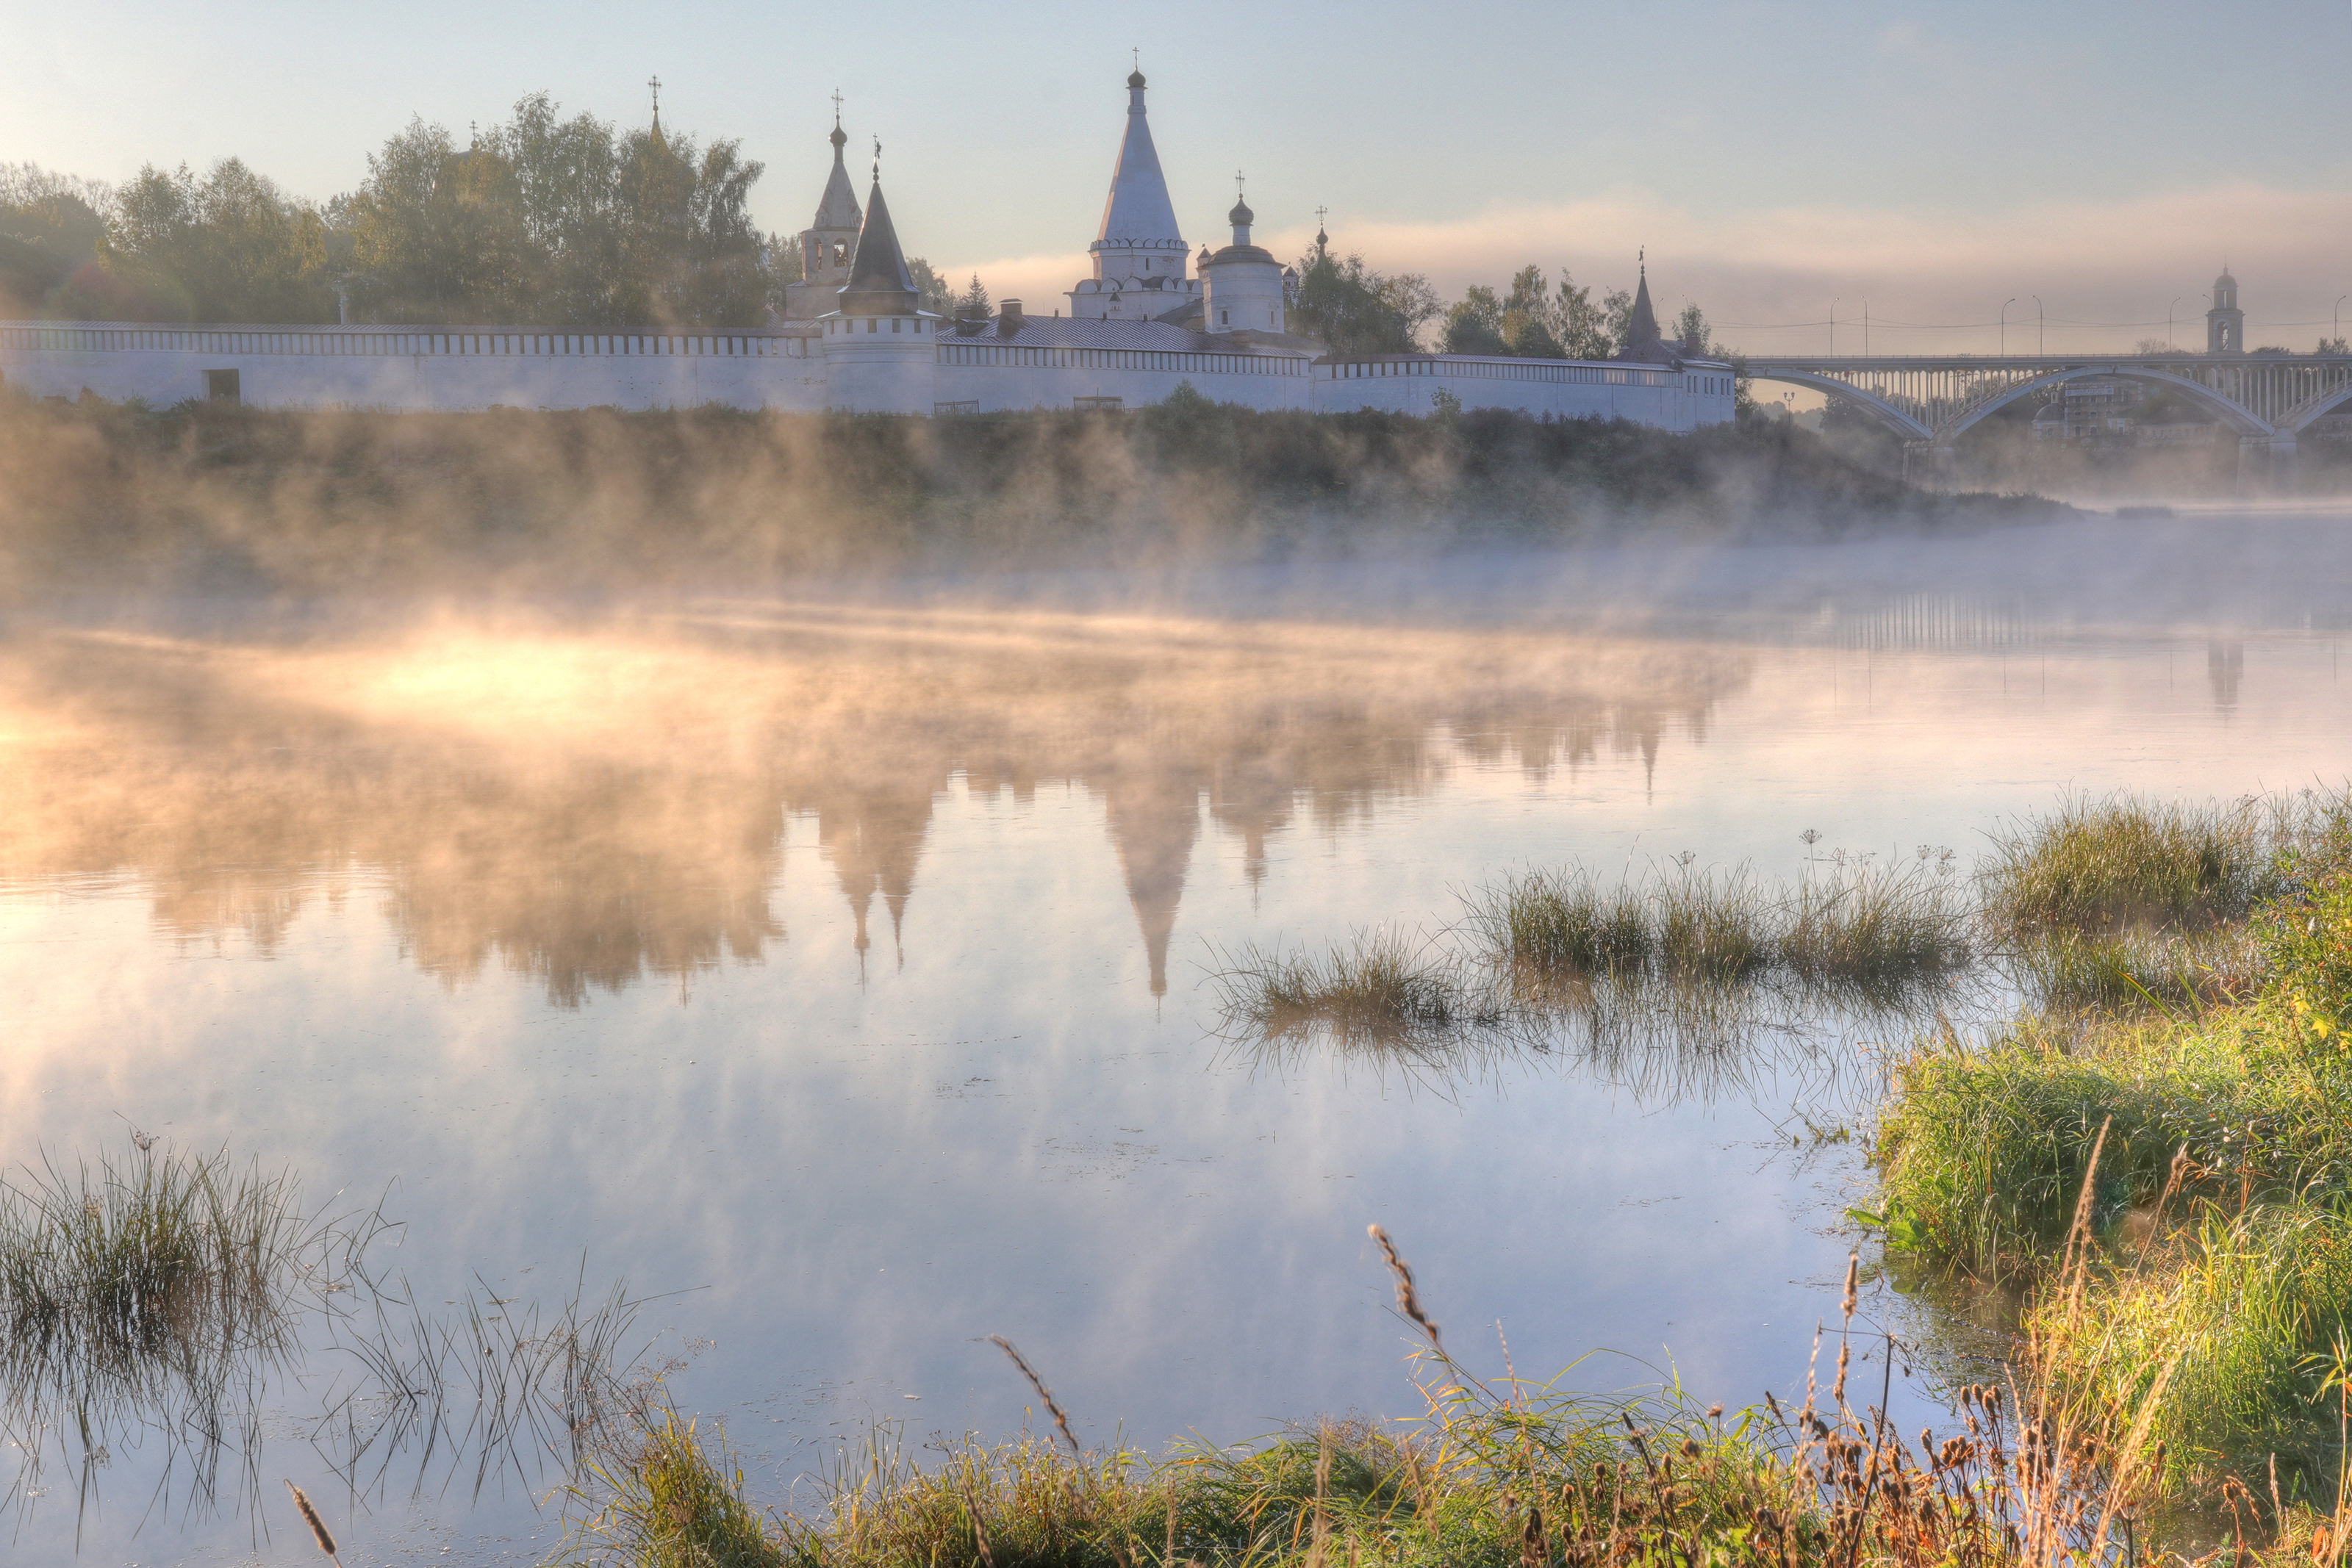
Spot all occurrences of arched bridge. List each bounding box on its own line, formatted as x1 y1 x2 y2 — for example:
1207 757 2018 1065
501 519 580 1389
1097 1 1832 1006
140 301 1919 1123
1742 352 2352 480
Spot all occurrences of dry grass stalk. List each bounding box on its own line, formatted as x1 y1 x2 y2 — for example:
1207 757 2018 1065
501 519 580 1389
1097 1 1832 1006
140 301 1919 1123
989 1334 1081 1456
1367 1223 1441 1351
283 1479 343 1566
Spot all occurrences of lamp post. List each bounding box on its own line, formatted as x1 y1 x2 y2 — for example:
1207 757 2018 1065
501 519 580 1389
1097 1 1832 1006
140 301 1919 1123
2336 295 2347 349
2032 295 2043 356
2168 298 2182 351
2000 297 2016 356
1829 298 1838 356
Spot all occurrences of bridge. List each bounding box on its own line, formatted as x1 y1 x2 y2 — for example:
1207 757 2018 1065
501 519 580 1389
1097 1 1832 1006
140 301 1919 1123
1740 352 2352 481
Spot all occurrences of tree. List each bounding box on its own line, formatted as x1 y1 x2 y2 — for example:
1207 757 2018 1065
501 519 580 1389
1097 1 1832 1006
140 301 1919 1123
1288 248 1438 354
345 120 534 323
0 164 110 317
953 273 990 317
903 257 954 317
76 158 336 322
1441 285 1508 356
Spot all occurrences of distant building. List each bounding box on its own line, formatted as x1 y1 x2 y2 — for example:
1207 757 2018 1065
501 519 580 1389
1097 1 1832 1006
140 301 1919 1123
0 72 1736 430
2206 267 2244 356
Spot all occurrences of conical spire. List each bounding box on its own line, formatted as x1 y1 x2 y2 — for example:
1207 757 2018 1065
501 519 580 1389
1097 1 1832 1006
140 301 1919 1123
839 159 919 314
1094 70 1184 252
1624 253 1661 353
814 106 862 231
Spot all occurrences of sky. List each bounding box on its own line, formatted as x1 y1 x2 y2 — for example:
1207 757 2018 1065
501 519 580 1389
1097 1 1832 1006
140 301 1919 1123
8 0 2352 354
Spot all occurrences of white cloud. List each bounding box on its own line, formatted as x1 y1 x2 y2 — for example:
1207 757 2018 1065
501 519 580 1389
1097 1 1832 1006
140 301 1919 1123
935 182 2352 355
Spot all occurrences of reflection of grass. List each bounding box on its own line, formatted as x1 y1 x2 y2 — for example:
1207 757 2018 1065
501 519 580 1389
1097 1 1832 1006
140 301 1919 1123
2013 925 2261 1013
0 1141 310 1422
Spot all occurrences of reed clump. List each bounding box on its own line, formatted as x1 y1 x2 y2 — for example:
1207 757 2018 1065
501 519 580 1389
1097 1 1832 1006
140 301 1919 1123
1474 856 1969 1004
1979 791 2288 937
1207 929 1498 1053
1873 848 2352 1497
564 1410 783 1568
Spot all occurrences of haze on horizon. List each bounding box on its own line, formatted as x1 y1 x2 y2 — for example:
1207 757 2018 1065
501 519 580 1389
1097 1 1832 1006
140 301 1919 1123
7 0 2351 355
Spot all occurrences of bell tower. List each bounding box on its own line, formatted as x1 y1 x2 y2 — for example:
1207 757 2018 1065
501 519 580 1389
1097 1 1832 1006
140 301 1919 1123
785 98 865 320
2206 267 2244 356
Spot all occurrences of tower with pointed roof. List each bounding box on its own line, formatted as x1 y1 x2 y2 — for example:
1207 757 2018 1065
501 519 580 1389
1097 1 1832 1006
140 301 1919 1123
785 106 866 320
1066 70 1200 323
818 143 939 413
1615 252 1673 364
2206 266 2244 356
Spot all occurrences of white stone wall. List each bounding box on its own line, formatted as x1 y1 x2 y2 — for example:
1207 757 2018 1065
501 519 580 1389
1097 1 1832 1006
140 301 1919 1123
933 339 1316 414
1 322 1738 430
0 323 829 412
1313 353 1738 430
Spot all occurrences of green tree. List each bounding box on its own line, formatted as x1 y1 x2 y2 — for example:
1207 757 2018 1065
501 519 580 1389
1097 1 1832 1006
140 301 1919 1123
1288 248 1438 354
345 121 533 323
0 164 110 317
76 158 335 322
903 257 954 317
1441 284 1508 356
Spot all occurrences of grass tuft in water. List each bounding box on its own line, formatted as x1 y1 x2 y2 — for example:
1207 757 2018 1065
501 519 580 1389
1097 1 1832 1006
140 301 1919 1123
1207 929 1496 1052
563 1410 782 1568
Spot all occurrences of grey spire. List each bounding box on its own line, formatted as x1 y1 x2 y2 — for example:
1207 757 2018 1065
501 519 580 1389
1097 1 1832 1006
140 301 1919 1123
814 107 862 231
839 174 919 314
1625 260 1660 350
1093 70 1184 252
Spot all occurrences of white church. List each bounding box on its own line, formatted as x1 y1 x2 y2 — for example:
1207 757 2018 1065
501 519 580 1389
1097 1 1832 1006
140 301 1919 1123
0 71 1735 431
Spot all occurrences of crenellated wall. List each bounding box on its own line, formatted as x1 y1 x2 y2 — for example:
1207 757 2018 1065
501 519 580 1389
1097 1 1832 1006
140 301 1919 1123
1316 353 1737 430
0 320 1735 429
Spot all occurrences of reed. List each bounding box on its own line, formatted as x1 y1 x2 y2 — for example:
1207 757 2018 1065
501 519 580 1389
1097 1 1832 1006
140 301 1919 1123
1205 929 1496 1052
562 1410 781 1568
1980 791 2286 938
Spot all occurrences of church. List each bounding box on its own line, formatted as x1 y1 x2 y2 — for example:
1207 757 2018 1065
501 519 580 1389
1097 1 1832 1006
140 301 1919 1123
0 71 1737 432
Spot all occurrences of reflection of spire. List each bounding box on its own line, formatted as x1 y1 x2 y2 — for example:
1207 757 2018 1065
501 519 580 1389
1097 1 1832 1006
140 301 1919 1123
813 785 933 965
2207 640 2244 712
1102 774 1202 999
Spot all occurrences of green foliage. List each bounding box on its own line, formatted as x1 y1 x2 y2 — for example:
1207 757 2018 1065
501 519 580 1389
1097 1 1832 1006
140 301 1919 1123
66 158 338 323
0 164 110 317
1980 791 2290 938
1441 284 1510 356
1286 247 1438 353
564 1411 783 1567
345 96 778 328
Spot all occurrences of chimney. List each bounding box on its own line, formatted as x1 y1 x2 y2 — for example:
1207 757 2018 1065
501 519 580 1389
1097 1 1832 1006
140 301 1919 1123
997 299 1023 337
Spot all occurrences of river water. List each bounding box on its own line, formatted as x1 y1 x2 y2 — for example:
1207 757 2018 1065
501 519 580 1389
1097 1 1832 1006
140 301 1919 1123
2 507 2348 1564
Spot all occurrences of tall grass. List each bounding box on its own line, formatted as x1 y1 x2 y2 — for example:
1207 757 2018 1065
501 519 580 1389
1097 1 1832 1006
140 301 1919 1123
1980 792 2287 936
1873 845 2352 1495
556 1229 2173 1567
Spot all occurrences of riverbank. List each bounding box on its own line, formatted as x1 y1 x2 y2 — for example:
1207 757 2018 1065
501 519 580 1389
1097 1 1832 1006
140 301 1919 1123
0 389 2062 600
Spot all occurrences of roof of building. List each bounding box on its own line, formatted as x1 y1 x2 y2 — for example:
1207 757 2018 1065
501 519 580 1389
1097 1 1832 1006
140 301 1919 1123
813 122 863 232
838 177 919 314
1094 73 1186 252
1204 242 1278 267
940 313 1318 357
1617 267 1671 362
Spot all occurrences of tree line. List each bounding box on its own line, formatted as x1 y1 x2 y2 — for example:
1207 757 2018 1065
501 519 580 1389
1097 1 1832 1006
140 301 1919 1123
1 96 862 328
1286 242 1726 362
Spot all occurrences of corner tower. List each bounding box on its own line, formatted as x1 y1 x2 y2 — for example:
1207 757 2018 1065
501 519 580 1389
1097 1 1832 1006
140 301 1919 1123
784 108 864 320
819 148 939 413
1066 69 1198 323
2206 267 2244 356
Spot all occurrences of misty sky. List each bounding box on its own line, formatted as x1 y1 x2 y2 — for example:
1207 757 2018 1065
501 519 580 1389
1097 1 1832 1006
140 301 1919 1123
10 0 2351 353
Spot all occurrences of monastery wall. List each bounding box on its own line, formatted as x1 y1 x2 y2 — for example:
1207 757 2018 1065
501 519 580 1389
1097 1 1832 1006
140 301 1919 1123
1315 353 1737 431
0 323 830 413
933 339 1314 413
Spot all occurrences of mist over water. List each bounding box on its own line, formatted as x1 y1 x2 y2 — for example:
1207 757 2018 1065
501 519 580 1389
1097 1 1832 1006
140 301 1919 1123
2 507 2349 1564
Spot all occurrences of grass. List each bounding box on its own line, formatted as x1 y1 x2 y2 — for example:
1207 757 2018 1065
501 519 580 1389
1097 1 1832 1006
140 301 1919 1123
1978 791 2290 937
1871 838 2352 1497
1206 929 1499 1055
554 1234 2172 1568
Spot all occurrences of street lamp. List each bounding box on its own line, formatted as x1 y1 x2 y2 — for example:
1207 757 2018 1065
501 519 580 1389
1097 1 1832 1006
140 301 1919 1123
2032 295 2043 356
2000 298 2016 356
2336 295 2348 349
1829 298 1838 356
2168 298 2182 352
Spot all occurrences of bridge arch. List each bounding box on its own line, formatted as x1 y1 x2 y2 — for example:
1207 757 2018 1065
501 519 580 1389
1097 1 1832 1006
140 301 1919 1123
1938 366 2277 442
1743 368 1932 441
2281 378 2352 435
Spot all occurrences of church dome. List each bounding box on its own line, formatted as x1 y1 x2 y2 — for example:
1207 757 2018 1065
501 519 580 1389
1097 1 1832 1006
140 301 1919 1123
2215 267 2237 289
1228 198 1254 227
1127 68 1146 89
